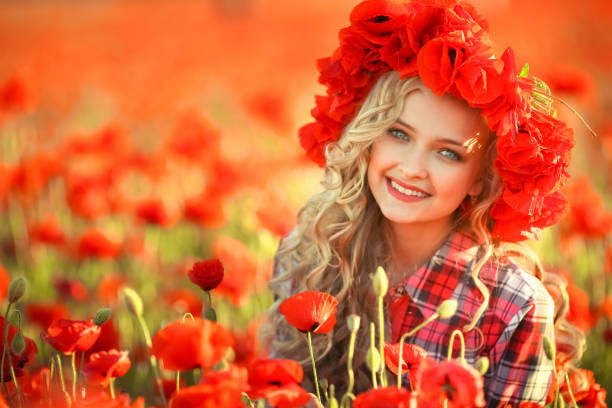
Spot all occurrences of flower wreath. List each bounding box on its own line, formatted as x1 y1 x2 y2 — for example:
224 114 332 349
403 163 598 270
298 0 575 242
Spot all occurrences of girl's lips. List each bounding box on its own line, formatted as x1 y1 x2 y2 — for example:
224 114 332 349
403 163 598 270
386 178 430 203
388 177 429 194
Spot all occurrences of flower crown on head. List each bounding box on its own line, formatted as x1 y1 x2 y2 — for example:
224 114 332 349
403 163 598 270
298 0 574 243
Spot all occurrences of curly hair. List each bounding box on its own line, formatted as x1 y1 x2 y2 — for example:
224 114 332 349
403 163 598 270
263 71 584 395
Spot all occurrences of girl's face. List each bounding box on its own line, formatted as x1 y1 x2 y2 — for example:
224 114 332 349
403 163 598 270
367 87 491 234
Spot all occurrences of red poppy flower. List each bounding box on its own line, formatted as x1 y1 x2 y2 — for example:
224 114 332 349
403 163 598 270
28 214 66 247
75 228 122 260
0 265 10 303
419 359 485 408
183 193 226 228
25 301 69 329
0 316 37 381
54 278 89 302
164 110 221 163
86 318 121 358
211 237 259 306
248 359 310 408
84 350 131 386
255 190 296 237
97 276 127 303
232 321 267 367
10 152 62 206
565 280 595 332
243 90 291 133
560 369 606 408
188 259 224 292
352 386 413 408
61 123 132 157
384 342 429 388
169 365 247 408
168 383 244 408
151 318 233 371
561 176 612 242
162 289 203 317
279 291 338 334
41 318 102 355
133 198 177 227
0 69 37 115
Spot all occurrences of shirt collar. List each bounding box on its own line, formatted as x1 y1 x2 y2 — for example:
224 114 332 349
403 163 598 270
389 229 484 320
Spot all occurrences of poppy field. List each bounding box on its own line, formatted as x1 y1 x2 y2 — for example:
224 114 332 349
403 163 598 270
0 0 612 407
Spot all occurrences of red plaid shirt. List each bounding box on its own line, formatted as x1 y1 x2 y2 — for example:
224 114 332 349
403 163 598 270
388 230 555 408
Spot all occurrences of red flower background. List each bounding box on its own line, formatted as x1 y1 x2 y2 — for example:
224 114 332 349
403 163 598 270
0 0 611 406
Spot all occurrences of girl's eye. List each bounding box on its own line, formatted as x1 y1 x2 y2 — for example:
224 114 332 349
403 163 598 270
388 128 408 141
440 149 462 161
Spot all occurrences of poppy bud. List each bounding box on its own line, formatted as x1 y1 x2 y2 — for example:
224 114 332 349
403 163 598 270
543 335 555 361
319 378 328 392
347 315 361 333
366 347 381 372
474 356 489 375
8 276 27 303
373 266 388 297
436 299 458 319
94 308 112 326
188 259 224 292
11 332 25 355
121 287 143 317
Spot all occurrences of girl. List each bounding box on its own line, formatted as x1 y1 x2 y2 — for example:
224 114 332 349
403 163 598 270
266 1 585 407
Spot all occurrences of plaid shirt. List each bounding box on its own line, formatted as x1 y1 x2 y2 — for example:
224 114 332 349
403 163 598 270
388 230 555 408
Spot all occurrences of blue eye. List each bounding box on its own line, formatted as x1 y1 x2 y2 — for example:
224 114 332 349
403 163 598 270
440 149 461 161
388 128 408 141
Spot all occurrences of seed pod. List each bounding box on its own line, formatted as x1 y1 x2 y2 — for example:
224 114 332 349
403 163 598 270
11 332 25 355
347 315 361 333
94 308 112 326
474 356 489 375
436 299 458 319
366 347 381 372
8 277 27 303
543 335 555 361
121 287 143 317
373 266 389 297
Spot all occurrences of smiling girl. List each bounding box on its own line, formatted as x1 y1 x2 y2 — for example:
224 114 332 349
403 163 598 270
266 1 585 407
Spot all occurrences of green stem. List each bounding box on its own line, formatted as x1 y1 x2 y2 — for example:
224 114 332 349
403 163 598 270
110 378 116 400
340 329 357 407
565 372 578 408
55 354 71 405
0 302 14 386
10 364 23 408
71 352 77 401
369 322 378 389
447 330 466 363
136 315 166 406
397 332 409 390
306 331 321 403
377 295 387 387
176 371 181 393
406 313 439 337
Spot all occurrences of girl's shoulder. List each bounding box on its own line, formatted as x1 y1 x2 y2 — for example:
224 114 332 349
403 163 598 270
479 251 555 323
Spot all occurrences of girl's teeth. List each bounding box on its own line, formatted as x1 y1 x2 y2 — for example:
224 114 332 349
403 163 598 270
390 180 428 197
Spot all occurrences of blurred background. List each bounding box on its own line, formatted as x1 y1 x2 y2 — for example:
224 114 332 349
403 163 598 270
0 0 611 405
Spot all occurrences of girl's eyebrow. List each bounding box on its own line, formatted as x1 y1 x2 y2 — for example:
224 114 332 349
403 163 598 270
394 119 465 147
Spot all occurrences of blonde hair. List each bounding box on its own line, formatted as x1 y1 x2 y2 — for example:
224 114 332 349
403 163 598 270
265 71 584 394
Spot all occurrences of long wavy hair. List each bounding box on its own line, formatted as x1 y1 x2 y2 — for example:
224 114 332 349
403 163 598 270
264 71 585 394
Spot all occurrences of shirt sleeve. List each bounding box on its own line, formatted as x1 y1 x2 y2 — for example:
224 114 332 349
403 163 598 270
484 288 555 408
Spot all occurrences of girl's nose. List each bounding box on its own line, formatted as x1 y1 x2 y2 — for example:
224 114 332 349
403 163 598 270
398 153 429 179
